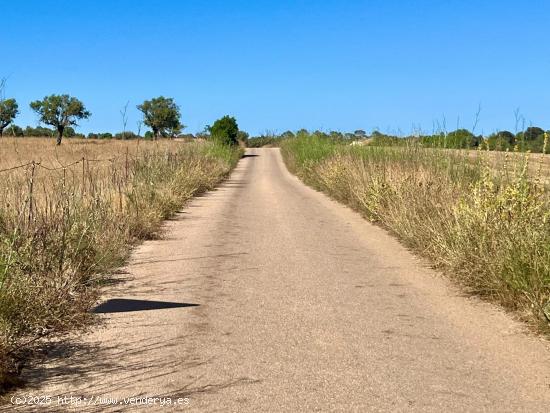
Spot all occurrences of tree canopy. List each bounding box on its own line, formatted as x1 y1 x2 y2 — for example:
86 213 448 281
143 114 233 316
446 128 480 148
30 94 90 145
137 97 182 138
208 115 239 145
486 130 515 150
522 126 545 141
0 98 19 137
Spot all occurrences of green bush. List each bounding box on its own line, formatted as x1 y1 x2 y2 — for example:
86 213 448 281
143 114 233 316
209 115 239 146
486 131 515 151
114 131 139 140
2 124 24 137
23 126 55 137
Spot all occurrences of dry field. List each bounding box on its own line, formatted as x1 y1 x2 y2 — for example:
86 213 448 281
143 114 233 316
454 148 550 186
0 137 241 390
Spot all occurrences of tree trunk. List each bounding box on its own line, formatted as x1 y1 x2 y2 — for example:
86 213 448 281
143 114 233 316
57 126 64 145
0 127 3 138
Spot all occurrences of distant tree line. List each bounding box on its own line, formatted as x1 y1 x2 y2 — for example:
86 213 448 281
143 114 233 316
367 127 549 153
0 87 246 146
246 127 549 153
248 129 373 147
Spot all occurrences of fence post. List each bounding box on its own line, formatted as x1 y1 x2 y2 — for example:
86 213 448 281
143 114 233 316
82 157 86 195
125 147 129 183
28 161 36 225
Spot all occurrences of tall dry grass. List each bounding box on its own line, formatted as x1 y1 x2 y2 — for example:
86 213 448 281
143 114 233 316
282 134 550 333
0 137 241 390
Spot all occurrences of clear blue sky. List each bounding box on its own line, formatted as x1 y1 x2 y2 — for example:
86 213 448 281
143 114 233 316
3 0 550 136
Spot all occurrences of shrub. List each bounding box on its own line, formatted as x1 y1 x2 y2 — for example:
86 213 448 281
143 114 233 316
2 125 24 137
247 135 283 147
114 131 139 140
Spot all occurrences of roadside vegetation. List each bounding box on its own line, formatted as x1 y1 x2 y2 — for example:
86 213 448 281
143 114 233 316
0 80 245 391
247 134 285 148
281 132 550 333
0 138 241 390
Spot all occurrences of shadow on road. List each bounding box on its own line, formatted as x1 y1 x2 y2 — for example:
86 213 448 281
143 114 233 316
92 299 199 313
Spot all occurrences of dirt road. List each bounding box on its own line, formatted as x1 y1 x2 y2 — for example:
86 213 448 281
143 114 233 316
7 148 550 412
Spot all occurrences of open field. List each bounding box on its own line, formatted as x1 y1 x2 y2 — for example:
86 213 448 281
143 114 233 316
0 137 177 166
464 148 550 186
0 137 241 390
352 139 550 183
6 148 550 412
282 135 550 332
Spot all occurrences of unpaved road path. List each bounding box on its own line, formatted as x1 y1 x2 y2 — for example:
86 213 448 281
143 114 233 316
6 148 550 412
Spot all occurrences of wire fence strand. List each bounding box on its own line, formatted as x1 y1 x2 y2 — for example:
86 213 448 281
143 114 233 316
0 155 134 174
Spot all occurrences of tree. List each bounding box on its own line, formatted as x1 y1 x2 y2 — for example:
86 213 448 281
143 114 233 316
446 129 477 148
296 129 309 138
0 98 19 137
487 130 515 150
354 129 366 137
137 96 182 139
208 115 239 145
24 125 55 137
30 94 90 145
522 126 544 141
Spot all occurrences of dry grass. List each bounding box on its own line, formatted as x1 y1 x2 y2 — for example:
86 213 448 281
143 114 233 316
0 137 241 390
0 137 177 167
282 135 550 334
441 148 550 186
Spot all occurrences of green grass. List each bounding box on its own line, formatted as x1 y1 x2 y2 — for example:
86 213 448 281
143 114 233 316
282 134 550 332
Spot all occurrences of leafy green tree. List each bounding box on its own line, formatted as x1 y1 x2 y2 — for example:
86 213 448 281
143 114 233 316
523 126 544 141
115 131 139 140
527 132 547 153
515 127 545 151
30 94 91 145
296 129 309 138
208 115 239 145
24 125 55 137
137 97 182 139
63 126 77 137
446 129 477 148
0 98 19 137
486 130 515 150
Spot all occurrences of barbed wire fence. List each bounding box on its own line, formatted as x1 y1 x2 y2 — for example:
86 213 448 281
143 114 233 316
0 146 191 235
